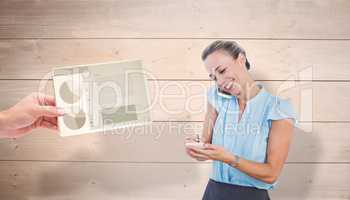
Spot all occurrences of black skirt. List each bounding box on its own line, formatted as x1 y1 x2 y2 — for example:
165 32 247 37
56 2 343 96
202 179 271 200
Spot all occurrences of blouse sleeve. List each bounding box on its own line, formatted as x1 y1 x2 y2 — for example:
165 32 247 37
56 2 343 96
207 85 220 112
267 97 298 126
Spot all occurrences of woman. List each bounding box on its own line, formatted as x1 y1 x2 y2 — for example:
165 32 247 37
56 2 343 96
185 40 296 200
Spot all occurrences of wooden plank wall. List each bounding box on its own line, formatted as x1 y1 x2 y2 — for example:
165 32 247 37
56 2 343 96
0 0 349 199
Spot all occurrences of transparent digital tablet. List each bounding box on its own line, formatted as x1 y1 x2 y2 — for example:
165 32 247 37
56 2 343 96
52 60 152 137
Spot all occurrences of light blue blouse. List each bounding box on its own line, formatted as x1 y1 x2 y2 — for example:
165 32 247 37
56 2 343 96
207 83 297 190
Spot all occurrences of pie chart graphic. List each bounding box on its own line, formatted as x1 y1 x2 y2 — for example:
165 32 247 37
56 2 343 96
59 80 80 104
63 110 87 130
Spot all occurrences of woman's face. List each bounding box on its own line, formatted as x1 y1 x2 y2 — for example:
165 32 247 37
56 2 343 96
204 50 246 96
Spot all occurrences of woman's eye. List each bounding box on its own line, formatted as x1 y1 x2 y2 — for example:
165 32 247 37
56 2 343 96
219 68 226 74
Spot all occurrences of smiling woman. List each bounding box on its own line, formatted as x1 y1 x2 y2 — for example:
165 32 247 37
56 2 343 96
185 40 297 200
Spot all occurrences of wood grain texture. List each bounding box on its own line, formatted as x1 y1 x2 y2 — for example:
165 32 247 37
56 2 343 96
1 0 349 199
0 0 349 39
0 39 350 80
0 162 348 200
0 122 349 163
0 80 348 122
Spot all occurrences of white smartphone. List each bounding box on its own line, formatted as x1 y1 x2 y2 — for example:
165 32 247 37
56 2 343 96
217 87 233 99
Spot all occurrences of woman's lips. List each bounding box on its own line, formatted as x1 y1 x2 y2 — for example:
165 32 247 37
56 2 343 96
219 81 233 94
221 80 240 95
224 81 233 90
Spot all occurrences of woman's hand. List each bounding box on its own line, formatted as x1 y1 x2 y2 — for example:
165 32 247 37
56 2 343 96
0 93 65 139
185 135 211 161
190 143 236 164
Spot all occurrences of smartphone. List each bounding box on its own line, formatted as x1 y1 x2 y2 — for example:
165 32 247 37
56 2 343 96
217 87 233 99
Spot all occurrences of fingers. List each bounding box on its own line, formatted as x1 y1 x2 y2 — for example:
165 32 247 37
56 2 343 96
186 146 210 157
203 143 217 150
189 147 209 156
33 93 56 106
187 149 210 161
33 106 65 118
185 136 212 161
43 116 58 126
40 120 58 130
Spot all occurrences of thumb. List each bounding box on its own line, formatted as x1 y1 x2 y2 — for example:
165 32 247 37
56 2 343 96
33 106 65 117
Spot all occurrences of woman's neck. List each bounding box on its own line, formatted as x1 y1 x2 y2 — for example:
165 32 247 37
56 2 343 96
237 79 261 104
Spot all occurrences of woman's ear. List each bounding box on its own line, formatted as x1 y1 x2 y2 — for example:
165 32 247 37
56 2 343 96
237 53 246 67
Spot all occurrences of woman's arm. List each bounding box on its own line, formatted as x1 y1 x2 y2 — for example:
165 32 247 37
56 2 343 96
232 119 294 183
201 103 218 144
193 118 294 184
185 103 217 161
